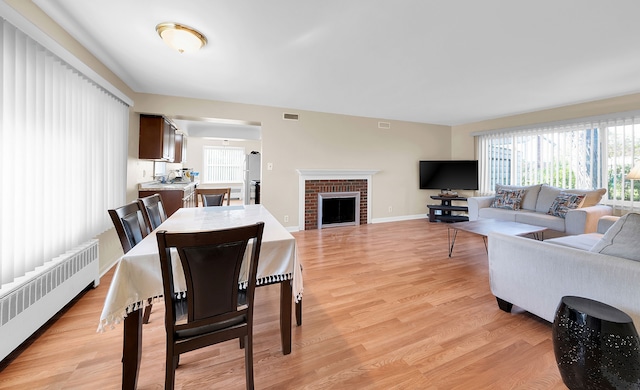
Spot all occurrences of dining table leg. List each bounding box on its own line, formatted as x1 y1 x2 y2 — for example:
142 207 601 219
122 307 142 390
280 279 293 355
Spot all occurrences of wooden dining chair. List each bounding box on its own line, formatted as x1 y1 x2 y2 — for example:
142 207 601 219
156 222 264 390
108 202 155 324
196 188 231 206
108 202 149 254
202 194 225 207
137 193 168 231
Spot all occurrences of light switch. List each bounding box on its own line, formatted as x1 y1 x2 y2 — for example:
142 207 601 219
267 162 273 170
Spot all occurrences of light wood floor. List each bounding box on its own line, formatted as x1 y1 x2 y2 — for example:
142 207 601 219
0 219 566 389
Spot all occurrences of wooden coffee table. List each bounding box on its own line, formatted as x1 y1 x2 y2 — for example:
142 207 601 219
448 219 547 257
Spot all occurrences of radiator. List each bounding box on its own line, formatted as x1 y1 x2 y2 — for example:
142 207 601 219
0 239 100 361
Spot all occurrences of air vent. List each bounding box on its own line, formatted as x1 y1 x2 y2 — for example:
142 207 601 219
378 121 391 129
283 113 299 121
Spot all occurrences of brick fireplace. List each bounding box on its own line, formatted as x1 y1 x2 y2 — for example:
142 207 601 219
297 169 379 230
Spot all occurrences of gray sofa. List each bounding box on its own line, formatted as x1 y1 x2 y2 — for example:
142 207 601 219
468 184 612 236
487 214 640 326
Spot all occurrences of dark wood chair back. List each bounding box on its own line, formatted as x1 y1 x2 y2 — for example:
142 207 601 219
202 193 224 207
108 202 149 253
156 222 264 389
196 188 231 206
137 193 168 230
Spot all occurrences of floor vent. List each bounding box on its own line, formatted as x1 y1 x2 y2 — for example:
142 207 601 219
283 113 299 121
378 121 391 129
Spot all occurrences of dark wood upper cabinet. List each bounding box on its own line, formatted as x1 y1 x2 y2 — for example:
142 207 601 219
174 132 185 163
139 114 175 161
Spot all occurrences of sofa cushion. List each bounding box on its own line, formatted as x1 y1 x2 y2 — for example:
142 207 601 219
590 212 640 261
495 184 542 211
478 207 519 221
491 189 526 210
547 192 586 218
546 233 603 250
535 185 562 213
515 212 567 232
535 184 606 212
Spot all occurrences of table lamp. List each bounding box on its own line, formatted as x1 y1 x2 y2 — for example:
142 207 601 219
627 162 640 181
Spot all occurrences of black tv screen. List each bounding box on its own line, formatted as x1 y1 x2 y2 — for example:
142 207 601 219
419 160 479 190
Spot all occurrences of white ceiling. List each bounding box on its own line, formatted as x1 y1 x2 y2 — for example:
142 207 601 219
35 0 640 127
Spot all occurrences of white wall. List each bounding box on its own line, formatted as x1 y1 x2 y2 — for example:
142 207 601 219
133 94 453 227
10 0 640 274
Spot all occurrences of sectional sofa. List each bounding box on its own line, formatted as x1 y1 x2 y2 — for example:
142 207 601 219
487 213 640 326
468 184 612 237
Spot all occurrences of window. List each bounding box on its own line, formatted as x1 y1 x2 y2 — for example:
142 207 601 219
203 146 245 183
0 18 129 287
476 113 640 213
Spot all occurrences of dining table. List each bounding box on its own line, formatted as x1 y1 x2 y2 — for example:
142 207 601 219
98 204 303 389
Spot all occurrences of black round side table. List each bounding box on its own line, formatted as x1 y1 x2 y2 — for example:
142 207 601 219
552 296 640 389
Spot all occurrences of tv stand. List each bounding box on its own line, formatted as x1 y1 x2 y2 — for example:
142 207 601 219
427 195 468 223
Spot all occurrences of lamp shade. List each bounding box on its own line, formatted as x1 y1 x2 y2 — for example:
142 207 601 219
627 162 640 180
156 23 207 53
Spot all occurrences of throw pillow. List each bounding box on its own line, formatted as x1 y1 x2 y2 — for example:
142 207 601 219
590 213 640 262
564 187 607 207
490 189 526 210
547 192 586 218
495 184 541 211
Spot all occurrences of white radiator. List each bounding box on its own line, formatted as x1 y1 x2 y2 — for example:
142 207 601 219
0 239 100 361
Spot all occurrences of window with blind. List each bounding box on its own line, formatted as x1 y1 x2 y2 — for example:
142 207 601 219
476 113 640 212
203 146 245 183
0 18 129 287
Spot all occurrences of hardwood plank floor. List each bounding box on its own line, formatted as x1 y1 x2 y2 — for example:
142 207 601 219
0 219 566 389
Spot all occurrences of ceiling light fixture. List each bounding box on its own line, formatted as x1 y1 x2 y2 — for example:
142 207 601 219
156 22 207 54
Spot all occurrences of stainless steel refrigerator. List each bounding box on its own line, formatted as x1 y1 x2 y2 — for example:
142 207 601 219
244 151 261 204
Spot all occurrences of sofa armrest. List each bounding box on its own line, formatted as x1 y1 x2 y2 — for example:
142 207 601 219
487 232 640 325
564 205 613 235
597 215 619 234
467 196 494 221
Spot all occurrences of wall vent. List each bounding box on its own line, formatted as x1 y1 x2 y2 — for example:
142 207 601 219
378 121 391 129
283 113 299 121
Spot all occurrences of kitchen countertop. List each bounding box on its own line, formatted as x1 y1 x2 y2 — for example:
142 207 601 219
138 180 199 191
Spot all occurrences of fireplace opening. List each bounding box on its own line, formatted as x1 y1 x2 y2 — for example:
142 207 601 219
318 191 360 229
322 198 355 224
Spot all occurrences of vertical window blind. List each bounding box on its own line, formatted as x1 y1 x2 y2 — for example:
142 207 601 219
0 19 128 288
476 113 640 213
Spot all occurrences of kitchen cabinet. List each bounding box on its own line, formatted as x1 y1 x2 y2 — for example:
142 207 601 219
139 114 175 161
139 182 197 217
174 132 187 163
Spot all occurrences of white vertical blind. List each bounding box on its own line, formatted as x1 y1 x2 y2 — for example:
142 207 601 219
476 114 640 213
0 19 128 288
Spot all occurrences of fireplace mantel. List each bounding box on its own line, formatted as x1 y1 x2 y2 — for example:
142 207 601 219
296 169 379 179
297 169 379 230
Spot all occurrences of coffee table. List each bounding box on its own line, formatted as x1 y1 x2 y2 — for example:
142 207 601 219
448 219 547 257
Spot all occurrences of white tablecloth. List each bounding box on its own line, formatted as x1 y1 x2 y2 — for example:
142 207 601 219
98 205 302 331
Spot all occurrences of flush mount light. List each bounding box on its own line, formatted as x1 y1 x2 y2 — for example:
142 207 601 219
156 22 207 53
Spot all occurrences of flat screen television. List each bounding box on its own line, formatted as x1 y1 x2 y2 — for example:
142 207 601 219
419 160 479 191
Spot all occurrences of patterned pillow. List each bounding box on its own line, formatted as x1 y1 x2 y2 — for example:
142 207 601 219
547 192 586 218
490 189 526 210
